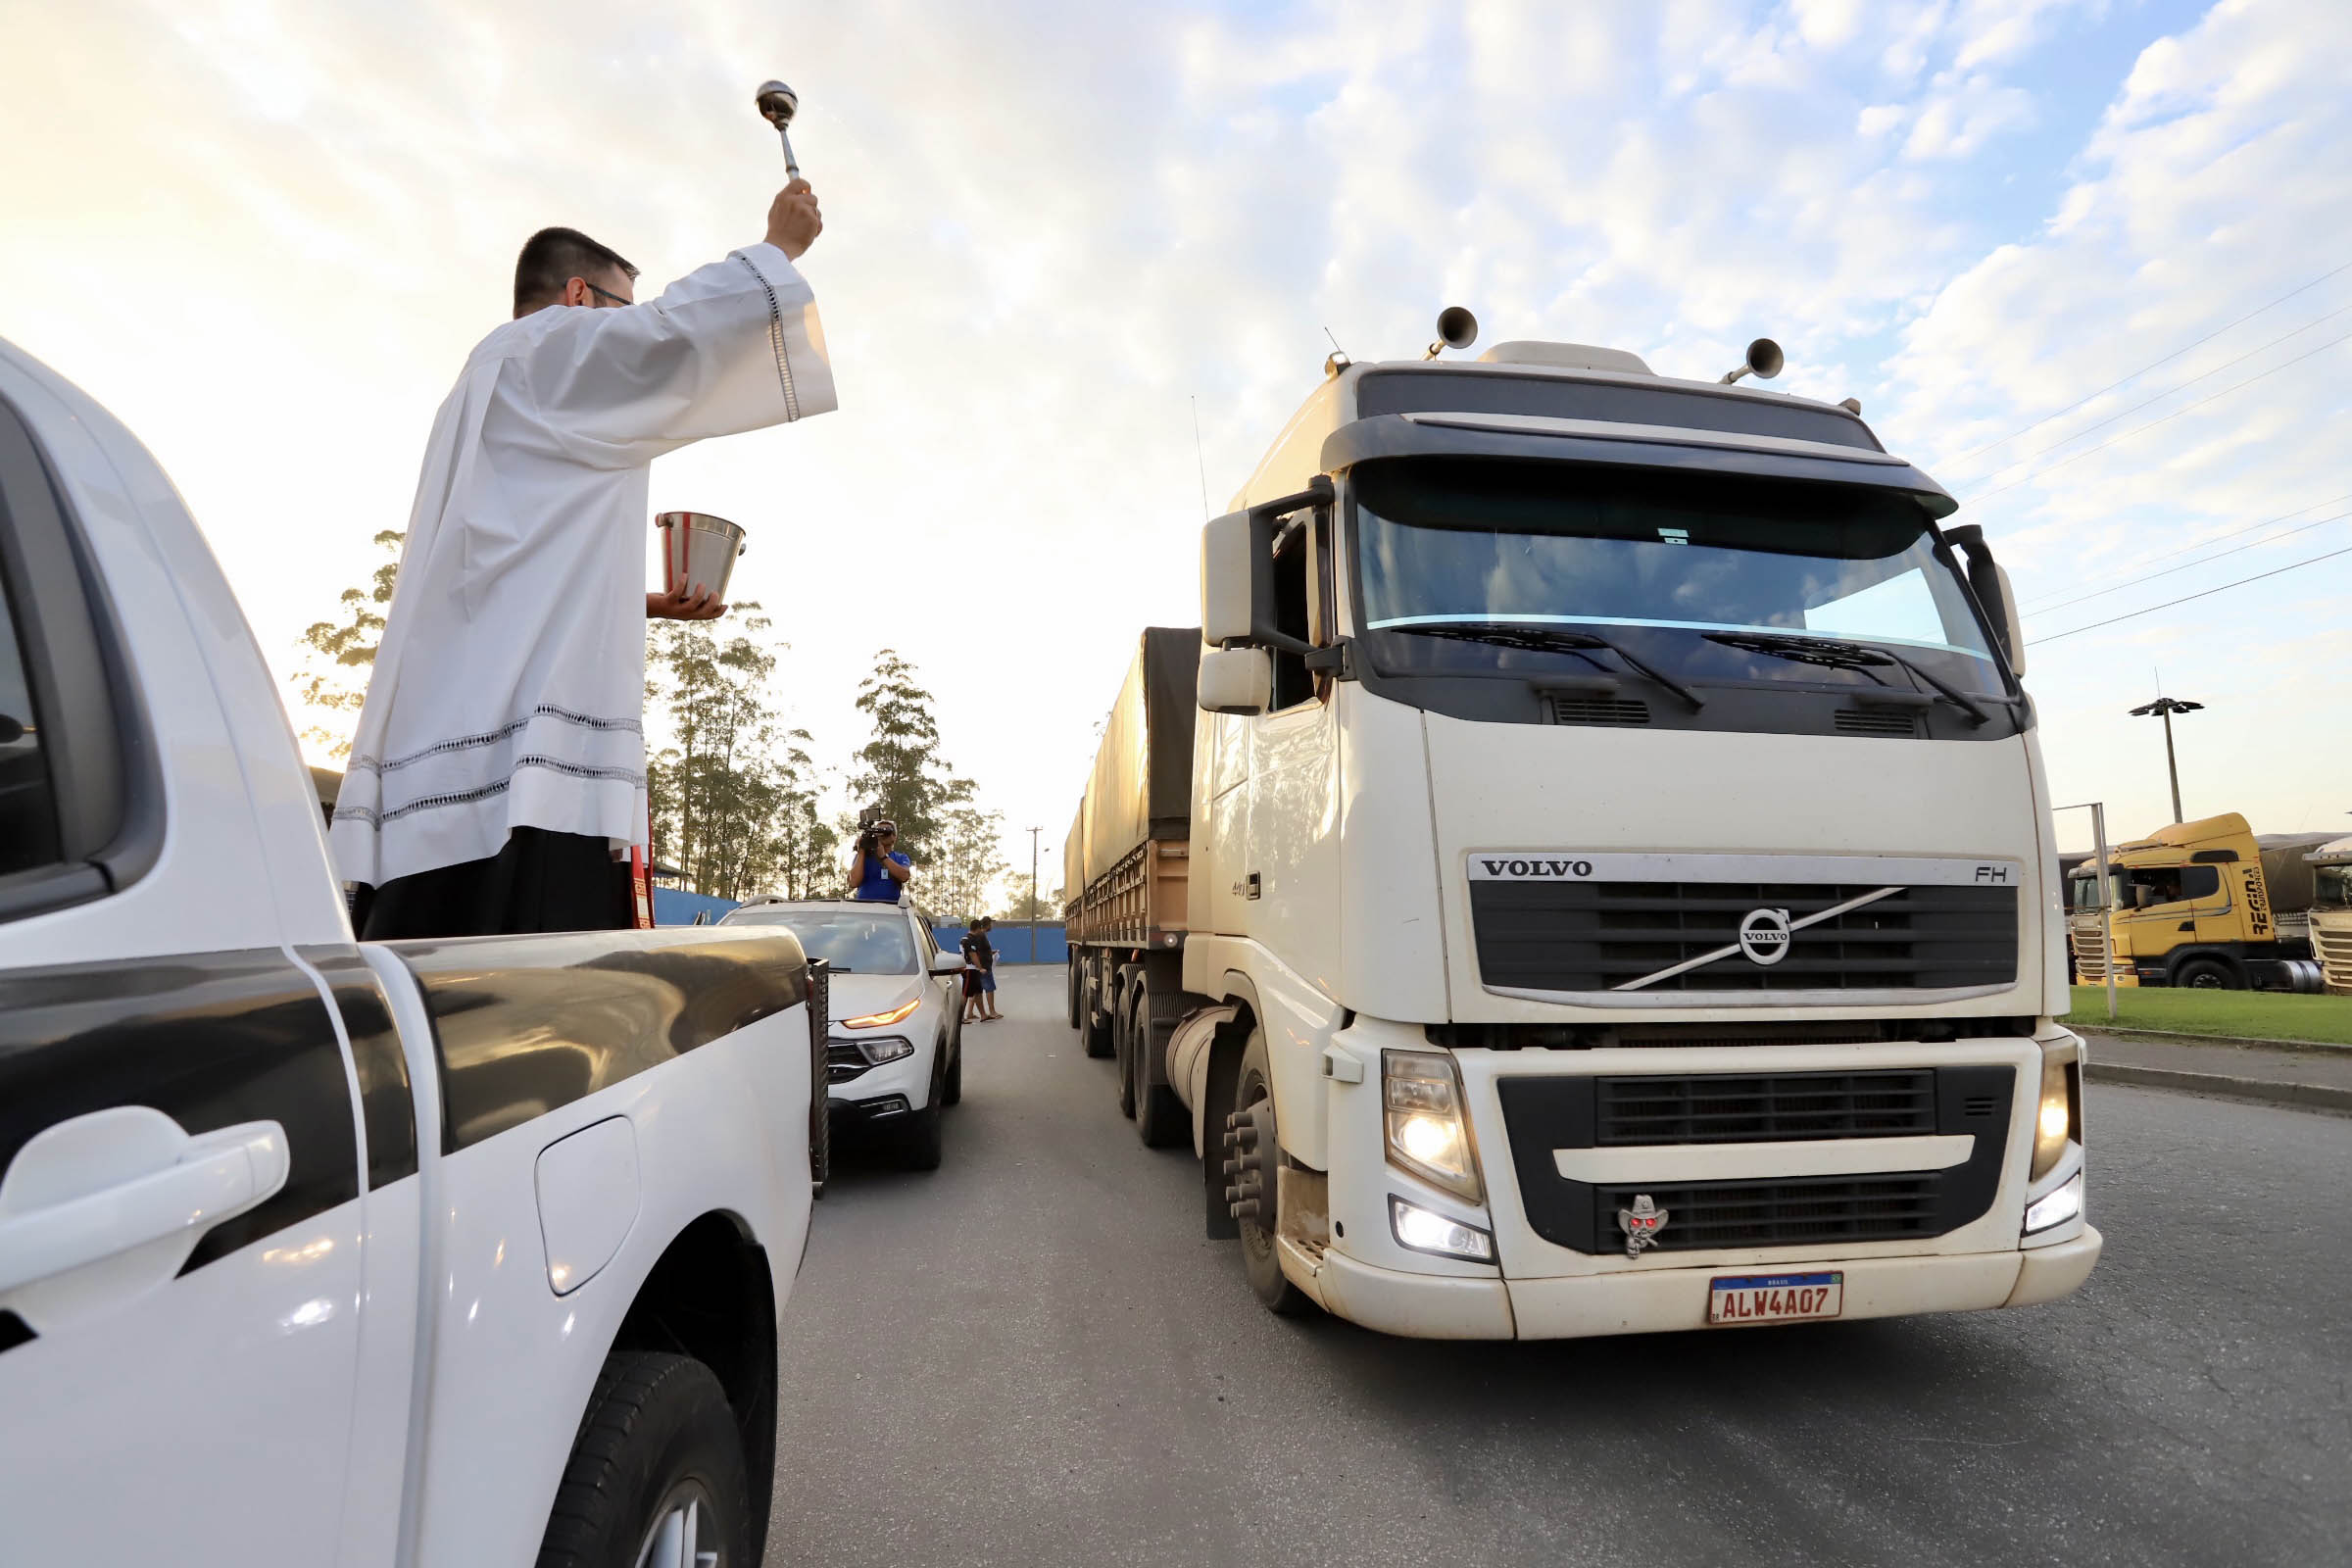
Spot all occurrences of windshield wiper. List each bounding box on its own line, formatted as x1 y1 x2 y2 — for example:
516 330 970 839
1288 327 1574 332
1701 631 1990 727
1395 622 1705 710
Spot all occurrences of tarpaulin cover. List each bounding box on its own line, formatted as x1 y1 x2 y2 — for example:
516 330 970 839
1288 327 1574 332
1076 627 1200 892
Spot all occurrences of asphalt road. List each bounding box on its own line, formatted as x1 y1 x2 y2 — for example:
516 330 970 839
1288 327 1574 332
768 967 2352 1567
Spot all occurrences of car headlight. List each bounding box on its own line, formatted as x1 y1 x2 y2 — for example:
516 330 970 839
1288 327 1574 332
843 997 922 1029
849 1035 914 1066
2031 1040 2082 1181
1383 1050 1483 1201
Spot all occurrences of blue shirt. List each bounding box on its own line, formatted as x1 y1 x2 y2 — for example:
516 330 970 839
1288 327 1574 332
852 850 910 902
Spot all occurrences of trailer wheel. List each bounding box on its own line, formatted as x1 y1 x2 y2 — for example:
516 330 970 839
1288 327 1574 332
534 1351 751 1568
1224 1028 1314 1317
2176 956 2238 990
1114 965 1144 1118
1067 954 1083 1030
1135 989 1188 1150
1082 963 1114 1058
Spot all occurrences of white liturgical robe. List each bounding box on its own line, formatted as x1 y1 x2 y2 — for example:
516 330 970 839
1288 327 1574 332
330 242 833 888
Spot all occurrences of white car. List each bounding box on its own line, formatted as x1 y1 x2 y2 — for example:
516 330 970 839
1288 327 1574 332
720 898 966 1167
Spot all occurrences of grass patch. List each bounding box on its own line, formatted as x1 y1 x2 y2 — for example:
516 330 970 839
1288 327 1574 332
2064 985 2352 1046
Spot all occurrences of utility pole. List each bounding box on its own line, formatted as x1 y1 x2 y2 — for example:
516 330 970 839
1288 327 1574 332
2129 695 2203 823
1027 826 1043 965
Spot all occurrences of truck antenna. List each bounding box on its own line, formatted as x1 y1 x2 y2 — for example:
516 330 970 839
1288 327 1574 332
1191 395 1212 522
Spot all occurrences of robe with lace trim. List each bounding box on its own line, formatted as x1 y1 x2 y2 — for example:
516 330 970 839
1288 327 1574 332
330 242 833 889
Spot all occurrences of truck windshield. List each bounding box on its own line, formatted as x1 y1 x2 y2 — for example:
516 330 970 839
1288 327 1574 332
722 908 918 974
1351 459 1999 690
2316 864 2352 908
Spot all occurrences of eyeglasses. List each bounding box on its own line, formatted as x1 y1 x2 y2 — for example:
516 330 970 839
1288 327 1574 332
585 282 632 308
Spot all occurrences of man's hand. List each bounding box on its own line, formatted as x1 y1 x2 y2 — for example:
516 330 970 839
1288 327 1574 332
766 179 823 260
648 585 727 621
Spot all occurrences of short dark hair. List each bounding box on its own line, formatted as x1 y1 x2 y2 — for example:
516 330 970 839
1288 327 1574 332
513 226 639 317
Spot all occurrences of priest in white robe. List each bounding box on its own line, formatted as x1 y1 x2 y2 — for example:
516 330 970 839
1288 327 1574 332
331 185 833 937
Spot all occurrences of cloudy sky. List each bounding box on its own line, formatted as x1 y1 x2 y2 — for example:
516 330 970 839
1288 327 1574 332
6 0 2348 893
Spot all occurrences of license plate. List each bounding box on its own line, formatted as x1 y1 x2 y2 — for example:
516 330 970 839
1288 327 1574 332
1709 1271 1843 1325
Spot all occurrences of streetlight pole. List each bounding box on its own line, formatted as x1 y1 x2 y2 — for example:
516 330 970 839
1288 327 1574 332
2129 695 2203 824
1027 826 1042 965
2053 802 2117 1023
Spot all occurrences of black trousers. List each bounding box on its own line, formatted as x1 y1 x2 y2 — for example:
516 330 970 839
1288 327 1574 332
355 827 634 941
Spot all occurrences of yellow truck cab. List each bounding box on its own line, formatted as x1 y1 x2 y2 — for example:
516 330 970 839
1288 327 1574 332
2306 836 2352 995
2067 813 2328 992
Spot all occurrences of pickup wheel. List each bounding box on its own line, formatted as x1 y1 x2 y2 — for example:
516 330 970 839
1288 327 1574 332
900 1054 946 1170
1227 1029 1314 1317
535 1351 751 1568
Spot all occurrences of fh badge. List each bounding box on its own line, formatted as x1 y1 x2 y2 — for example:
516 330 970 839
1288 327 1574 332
1618 1193 1670 1258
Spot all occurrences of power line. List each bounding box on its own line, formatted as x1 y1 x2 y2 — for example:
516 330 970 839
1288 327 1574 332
1966 301 2352 489
2031 543 2352 645
2015 491 2352 609
1967 326 2352 506
1944 259 2352 469
2022 507 2352 617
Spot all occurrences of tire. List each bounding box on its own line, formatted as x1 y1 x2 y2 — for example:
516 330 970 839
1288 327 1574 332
1067 955 1083 1030
1115 981 1140 1119
1082 963 1114 1058
941 1021 963 1106
2176 956 2239 990
535 1351 751 1568
900 1054 946 1170
1135 989 1188 1150
1230 1028 1314 1317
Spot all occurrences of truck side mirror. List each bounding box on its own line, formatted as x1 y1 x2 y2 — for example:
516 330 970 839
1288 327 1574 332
1941 523 2026 677
1201 512 1257 646
1200 476 1333 654
1199 647 1273 714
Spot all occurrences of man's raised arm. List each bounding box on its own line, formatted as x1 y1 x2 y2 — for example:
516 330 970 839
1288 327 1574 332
521 184 836 468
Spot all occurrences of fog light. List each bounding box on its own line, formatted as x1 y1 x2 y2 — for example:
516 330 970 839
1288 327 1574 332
1389 1196 1494 1262
1383 1050 1484 1201
2024 1172 2084 1234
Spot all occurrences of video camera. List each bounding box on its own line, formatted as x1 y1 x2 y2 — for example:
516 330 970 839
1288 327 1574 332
857 808 897 859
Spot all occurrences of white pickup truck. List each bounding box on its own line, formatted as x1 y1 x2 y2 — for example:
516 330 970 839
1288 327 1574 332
0 338 828 1566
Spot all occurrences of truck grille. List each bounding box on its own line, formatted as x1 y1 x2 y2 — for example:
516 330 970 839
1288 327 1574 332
1497 1066 2012 1256
1588 1175 1941 1250
1595 1070 1936 1145
2068 921 2110 982
1470 880 2017 995
2315 921 2352 993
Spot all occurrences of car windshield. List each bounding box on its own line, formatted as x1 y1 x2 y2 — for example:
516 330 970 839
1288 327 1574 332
1351 458 2000 690
723 907 917 974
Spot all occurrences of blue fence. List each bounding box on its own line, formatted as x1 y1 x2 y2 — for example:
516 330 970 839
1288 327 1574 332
654 888 740 926
931 922 1067 964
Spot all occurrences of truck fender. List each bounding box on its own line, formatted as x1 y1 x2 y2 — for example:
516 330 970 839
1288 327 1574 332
1166 1004 1238 1155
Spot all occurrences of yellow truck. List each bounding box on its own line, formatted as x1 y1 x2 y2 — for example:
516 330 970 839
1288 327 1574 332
2064 812 2332 991
2306 836 2352 995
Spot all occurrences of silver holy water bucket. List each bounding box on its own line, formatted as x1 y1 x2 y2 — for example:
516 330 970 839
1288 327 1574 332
656 512 748 600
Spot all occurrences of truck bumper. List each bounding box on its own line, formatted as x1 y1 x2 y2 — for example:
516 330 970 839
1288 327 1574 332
1290 1229 2102 1341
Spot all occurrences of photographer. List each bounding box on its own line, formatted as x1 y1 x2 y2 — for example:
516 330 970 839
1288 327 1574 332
849 818 912 902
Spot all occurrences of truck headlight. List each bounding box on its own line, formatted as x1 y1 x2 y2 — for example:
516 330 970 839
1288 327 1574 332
2024 1171 2084 1234
1390 1196 1494 1262
1383 1050 1483 1201
2031 1042 2082 1181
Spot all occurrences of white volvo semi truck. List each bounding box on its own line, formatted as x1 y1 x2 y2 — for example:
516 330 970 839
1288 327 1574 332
1132 327 2099 1339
